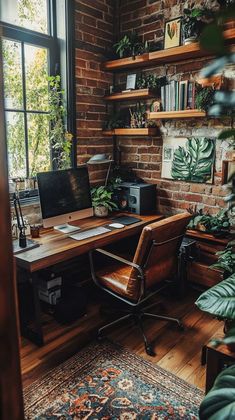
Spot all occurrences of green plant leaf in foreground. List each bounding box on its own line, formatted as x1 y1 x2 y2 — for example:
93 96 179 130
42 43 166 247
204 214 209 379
200 23 226 56
195 274 235 320
199 364 235 420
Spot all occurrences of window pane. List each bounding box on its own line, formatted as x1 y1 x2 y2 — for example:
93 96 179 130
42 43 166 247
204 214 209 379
25 44 49 111
27 113 50 176
1 0 49 34
3 39 23 110
6 112 26 178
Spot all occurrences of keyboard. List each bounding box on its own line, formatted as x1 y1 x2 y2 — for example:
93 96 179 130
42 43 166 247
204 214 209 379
69 226 111 241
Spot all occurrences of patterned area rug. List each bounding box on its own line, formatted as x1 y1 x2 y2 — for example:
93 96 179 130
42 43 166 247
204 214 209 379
24 341 203 419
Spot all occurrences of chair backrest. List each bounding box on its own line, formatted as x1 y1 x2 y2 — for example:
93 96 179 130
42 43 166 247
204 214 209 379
127 213 191 298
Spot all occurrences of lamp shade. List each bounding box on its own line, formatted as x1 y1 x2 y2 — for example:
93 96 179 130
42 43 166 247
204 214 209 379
87 154 113 165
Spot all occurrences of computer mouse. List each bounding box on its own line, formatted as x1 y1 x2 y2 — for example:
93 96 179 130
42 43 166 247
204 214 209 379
108 223 125 229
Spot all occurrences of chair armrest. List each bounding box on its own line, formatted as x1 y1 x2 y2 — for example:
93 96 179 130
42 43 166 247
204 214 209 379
89 248 145 305
89 248 144 279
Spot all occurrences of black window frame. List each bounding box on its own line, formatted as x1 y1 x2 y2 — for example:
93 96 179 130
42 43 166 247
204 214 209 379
1 0 76 200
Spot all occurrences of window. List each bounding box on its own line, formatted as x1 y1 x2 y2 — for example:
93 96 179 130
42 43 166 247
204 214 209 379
1 0 60 179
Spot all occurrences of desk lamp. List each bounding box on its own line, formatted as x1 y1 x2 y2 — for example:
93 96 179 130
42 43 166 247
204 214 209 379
87 154 113 186
13 193 27 248
12 193 39 254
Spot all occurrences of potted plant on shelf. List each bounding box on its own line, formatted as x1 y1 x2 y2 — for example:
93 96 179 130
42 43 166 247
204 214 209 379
181 7 211 45
91 185 118 217
113 32 148 59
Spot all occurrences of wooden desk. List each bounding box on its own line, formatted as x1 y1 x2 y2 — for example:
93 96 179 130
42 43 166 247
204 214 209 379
15 213 163 345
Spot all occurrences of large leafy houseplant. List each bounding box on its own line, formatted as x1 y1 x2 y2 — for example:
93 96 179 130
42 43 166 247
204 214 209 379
194 4 235 417
200 364 235 420
48 75 72 170
171 137 215 183
195 273 235 320
211 243 235 276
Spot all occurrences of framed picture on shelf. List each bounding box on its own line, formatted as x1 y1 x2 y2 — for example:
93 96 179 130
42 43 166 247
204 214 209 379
164 17 182 49
125 74 137 90
222 160 235 184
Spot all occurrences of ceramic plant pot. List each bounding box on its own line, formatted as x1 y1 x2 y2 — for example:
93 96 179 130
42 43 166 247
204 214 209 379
184 35 198 45
94 205 108 217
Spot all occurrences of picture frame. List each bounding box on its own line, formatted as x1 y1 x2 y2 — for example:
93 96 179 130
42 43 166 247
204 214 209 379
164 17 182 49
222 160 235 185
161 136 215 184
126 73 137 90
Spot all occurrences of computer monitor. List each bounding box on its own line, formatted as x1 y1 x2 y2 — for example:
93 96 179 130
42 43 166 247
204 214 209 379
37 166 93 229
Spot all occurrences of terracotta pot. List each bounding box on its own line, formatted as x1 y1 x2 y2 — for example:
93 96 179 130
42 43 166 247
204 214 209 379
94 205 108 217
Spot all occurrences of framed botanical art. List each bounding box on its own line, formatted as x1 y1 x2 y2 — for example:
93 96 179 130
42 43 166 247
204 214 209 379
164 17 182 49
161 137 215 184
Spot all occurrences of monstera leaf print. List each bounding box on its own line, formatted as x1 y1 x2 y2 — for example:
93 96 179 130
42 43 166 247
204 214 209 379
171 138 215 183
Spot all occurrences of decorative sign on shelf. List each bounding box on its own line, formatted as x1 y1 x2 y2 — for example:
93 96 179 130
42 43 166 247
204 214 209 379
125 74 137 90
161 137 215 184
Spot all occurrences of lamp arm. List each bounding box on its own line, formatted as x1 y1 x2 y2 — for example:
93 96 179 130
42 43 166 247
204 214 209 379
13 193 27 248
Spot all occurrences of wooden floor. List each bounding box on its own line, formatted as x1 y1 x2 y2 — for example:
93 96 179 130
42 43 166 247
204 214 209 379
20 288 223 390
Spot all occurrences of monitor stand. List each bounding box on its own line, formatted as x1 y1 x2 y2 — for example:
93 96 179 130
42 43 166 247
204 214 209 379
54 224 81 234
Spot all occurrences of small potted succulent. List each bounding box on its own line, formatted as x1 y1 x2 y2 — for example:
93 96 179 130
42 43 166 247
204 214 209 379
91 185 118 217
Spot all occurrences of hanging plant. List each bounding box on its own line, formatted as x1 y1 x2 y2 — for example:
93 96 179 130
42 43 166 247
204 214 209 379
48 75 72 170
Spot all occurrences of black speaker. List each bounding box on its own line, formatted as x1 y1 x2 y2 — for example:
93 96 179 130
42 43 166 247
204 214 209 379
114 182 156 214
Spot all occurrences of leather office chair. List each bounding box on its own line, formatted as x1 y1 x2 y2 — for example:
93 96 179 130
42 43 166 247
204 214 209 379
89 213 191 356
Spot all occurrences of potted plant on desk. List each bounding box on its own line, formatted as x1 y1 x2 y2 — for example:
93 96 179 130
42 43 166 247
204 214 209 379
91 186 118 217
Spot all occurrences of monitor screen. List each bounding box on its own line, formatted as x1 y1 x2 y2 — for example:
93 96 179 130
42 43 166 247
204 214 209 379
37 167 93 227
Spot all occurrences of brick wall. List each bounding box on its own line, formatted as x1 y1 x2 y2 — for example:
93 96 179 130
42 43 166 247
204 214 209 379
113 0 232 214
74 0 115 184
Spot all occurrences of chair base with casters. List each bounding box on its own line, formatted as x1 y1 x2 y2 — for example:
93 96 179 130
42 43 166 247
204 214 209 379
89 213 191 356
96 290 184 356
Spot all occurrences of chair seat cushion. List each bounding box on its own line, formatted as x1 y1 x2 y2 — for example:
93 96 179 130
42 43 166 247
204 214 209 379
97 262 139 301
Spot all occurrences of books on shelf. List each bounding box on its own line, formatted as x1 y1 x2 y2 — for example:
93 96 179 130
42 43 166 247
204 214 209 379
161 80 195 112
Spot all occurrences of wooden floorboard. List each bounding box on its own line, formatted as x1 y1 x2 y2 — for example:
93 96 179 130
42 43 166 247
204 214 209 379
20 289 223 390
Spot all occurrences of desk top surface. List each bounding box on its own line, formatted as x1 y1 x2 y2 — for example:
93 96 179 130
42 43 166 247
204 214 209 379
15 213 163 272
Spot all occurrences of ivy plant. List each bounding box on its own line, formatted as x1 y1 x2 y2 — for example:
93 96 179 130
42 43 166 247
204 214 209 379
48 75 72 170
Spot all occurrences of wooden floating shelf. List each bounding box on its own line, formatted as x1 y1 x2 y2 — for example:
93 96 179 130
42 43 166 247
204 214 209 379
147 109 206 119
102 128 158 136
104 88 157 101
103 28 235 71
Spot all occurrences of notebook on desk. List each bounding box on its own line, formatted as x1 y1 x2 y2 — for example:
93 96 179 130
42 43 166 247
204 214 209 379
111 215 141 225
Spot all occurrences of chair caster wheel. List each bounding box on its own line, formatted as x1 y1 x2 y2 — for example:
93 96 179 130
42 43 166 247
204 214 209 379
145 345 155 357
178 323 184 331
